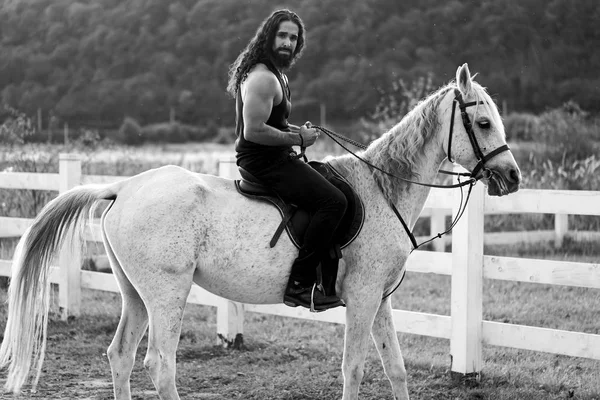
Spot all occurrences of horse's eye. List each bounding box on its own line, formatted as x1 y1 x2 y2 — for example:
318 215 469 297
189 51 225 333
477 120 491 129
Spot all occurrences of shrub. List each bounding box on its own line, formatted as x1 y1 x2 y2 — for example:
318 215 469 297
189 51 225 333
0 105 35 147
360 74 436 142
142 122 189 143
537 102 599 162
74 128 101 149
212 126 235 144
503 112 540 141
117 116 143 145
182 122 216 142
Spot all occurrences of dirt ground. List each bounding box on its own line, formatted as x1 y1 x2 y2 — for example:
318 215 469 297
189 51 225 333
0 290 377 400
2 288 598 400
0 309 462 400
0 306 371 400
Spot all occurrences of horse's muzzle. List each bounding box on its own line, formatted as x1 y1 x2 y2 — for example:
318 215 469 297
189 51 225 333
483 168 521 196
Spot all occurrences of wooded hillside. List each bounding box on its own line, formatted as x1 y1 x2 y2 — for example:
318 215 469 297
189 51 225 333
1 0 598 129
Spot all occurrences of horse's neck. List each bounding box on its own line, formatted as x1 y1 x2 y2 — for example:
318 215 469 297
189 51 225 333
329 133 445 230
386 138 446 228
402 140 445 228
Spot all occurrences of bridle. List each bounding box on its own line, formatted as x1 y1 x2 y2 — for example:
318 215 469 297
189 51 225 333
447 88 511 179
314 88 511 190
313 87 513 300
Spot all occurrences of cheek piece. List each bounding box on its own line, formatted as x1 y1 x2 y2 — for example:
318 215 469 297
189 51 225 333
446 88 510 179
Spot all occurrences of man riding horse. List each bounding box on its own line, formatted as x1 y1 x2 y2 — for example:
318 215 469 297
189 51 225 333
227 9 346 311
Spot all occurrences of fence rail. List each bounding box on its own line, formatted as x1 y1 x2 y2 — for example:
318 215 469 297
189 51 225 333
1 153 599 377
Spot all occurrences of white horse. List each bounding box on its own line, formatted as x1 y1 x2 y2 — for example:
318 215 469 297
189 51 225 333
0 64 520 399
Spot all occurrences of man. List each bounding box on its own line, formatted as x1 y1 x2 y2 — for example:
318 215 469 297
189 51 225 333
227 9 347 311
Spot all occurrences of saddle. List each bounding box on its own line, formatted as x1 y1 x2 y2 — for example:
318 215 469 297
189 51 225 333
234 161 365 296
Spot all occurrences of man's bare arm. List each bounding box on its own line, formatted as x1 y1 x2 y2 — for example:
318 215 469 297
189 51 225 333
288 124 301 134
242 70 302 146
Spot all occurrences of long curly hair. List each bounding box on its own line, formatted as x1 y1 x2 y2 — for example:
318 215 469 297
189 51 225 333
226 9 306 98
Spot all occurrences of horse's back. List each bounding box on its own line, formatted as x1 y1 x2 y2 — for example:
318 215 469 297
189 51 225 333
102 165 296 303
107 163 238 220
108 165 242 214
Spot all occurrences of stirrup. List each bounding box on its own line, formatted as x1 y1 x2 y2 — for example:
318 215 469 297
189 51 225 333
310 283 319 313
309 283 328 313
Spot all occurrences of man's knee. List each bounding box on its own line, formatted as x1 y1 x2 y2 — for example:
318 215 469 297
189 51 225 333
332 189 348 215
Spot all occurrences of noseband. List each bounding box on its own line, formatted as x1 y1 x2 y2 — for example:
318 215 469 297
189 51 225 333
446 89 510 179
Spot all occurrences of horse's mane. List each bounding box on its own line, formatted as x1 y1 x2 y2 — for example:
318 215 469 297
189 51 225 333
359 84 453 199
370 87 450 173
328 78 500 202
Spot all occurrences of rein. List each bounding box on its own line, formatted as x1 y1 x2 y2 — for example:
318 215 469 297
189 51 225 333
313 88 511 300
315 123 475 251
315 125 475 189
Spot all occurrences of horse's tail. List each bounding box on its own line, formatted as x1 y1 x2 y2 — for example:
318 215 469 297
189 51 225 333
0 181 122 393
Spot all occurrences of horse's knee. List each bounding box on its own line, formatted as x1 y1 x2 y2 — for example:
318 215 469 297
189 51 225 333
106 344 120 364
343 362 364 384
143 349 159 377
386 362 407 383
107 342 131 368
107 341 117 356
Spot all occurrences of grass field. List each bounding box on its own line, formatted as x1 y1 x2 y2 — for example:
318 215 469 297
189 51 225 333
1 141 600 399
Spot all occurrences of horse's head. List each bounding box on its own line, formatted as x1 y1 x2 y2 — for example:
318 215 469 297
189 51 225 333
442 63 521 196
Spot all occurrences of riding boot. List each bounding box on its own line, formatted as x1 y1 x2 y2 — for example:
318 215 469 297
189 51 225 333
283 250 344 311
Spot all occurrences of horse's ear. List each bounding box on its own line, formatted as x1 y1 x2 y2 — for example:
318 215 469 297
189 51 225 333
456 63 472 95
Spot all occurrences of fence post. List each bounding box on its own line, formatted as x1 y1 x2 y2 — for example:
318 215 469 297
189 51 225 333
216 156 245 348
216 299 245 349
430 209 447 252
58 153 82 320
450 181 484 381
554 214 568 248
63 122 69 145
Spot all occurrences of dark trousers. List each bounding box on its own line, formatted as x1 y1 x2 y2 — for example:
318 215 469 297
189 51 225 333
251 157 348 256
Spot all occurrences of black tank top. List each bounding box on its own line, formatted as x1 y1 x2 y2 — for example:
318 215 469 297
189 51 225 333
234 61 292 172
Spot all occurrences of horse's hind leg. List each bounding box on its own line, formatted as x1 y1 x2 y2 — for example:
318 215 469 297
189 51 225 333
371 297 409 400
104 236 149 400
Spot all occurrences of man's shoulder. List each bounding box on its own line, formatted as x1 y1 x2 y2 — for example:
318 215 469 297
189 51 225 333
244 64 279 91
247 63 278 80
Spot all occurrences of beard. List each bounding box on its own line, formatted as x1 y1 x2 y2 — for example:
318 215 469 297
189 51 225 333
270 48 293 69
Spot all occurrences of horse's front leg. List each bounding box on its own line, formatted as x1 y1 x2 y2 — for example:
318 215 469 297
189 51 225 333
341 287 382 400
371 296 409 400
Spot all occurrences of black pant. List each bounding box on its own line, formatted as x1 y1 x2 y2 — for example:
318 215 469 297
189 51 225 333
250 157 348 254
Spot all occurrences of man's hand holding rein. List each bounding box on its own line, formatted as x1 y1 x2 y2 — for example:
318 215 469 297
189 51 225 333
299 121 319 147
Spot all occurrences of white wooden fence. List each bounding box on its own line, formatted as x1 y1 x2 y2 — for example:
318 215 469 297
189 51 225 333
1 153 599 378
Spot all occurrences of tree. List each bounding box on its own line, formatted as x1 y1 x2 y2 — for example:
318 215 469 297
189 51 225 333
0 0 597 135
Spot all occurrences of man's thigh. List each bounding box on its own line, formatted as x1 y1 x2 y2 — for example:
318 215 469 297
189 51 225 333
265 160 338 211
